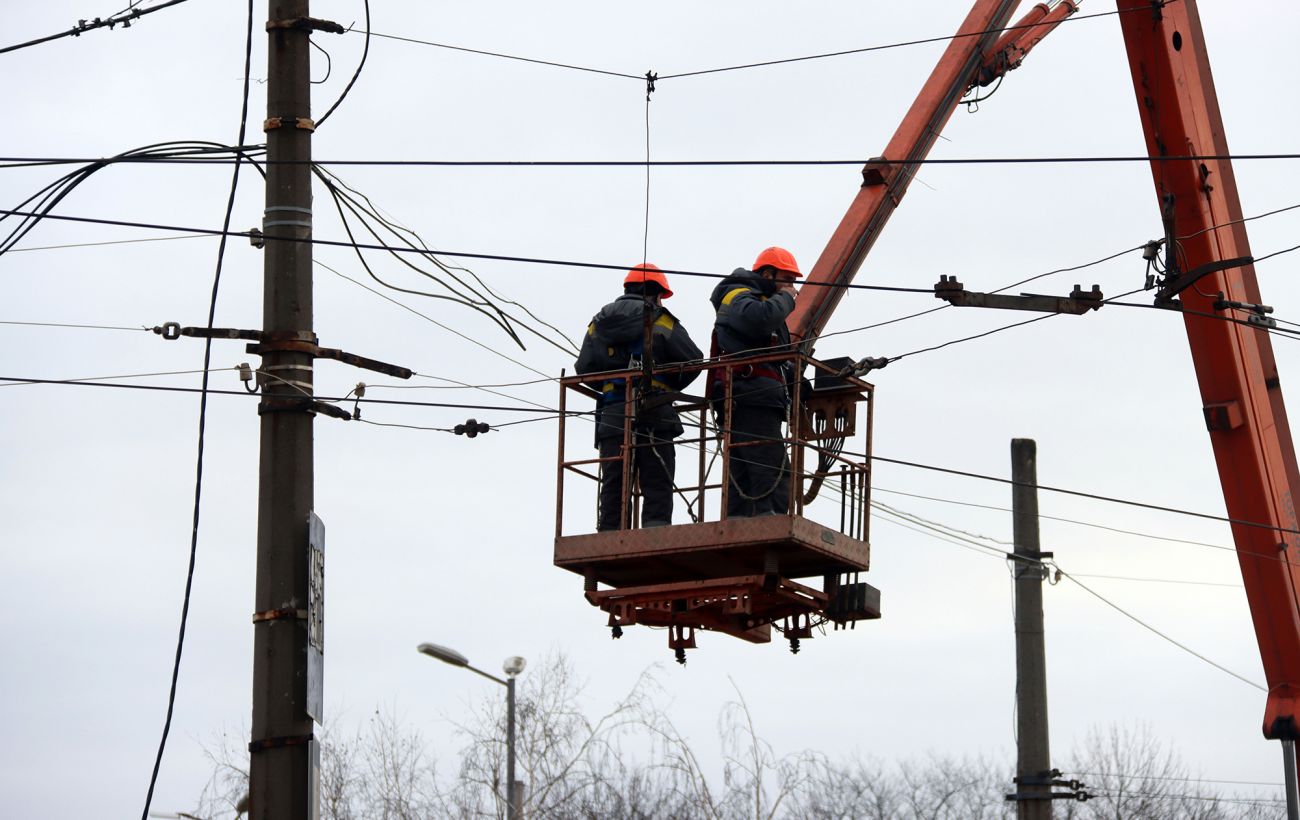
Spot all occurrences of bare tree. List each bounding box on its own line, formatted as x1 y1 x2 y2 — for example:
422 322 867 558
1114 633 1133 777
1059 724 1285 820
192 666 1283 819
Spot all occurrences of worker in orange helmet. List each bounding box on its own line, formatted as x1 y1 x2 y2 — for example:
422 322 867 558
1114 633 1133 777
709 247 802 518
576 264 703 531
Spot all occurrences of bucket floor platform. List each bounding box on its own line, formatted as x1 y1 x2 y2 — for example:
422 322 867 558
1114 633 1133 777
586 573 882 646
554 514 871 588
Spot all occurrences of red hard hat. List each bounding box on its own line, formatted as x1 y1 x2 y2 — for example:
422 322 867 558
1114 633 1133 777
752 246 802 278
624 263 673 298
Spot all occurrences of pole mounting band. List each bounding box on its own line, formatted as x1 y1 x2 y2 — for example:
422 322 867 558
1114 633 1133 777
252 607 308 623
264 116 316 132
249 733 316 754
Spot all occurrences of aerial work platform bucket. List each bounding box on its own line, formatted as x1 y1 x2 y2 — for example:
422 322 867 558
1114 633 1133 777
554 353 881 661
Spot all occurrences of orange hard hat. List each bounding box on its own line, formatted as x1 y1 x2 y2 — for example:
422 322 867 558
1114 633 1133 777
624 263 673 298
752 246 802 278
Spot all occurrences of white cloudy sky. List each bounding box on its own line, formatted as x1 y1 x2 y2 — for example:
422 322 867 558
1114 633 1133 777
3 1 1299 817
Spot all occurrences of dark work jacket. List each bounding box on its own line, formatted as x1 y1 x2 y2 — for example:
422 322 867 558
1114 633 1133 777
575 294 702 441
710 268 795 410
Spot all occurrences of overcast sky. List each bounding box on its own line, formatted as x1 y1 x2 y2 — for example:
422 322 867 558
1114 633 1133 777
3 1 1299 817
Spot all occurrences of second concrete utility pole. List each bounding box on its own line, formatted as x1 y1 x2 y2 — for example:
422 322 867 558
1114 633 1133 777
1011 438 1051 820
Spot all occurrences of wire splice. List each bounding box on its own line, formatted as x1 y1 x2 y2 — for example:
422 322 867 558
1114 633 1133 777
453 418 491 438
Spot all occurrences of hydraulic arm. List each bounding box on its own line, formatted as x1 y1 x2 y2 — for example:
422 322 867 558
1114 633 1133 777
1117 0 1300 739
787 0 1077 344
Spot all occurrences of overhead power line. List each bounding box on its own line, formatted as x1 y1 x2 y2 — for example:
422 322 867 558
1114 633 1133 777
362 29 641 80
0 375 566 415
869 451 1300 538
1057 568 1264 691
0 206 935 295
353 3 1170 83
0 319 150 332
7 152 1300 169
1 233 213 252
655 3 1175 80
0 0 194 56
873 497 1261 691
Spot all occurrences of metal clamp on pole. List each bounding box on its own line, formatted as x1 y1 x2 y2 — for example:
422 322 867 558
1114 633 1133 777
1005 768 1091 803
248 733 316 754
266 16 345 34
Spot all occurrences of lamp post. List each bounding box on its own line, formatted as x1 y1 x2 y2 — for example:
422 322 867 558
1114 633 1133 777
418 642 526 820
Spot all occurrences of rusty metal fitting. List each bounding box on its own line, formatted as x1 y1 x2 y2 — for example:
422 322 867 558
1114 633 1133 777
266 16 346 34
252 608 307 623
248 733 315 754
153 321 181 340
263 116 316 132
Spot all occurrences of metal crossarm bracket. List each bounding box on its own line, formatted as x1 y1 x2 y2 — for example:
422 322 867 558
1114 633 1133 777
1155 255 1254 303
150 321 411 379
935 276 1104 315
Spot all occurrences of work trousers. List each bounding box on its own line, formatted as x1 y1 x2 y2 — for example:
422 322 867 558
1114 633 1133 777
597 430 675 531
724 403 790 518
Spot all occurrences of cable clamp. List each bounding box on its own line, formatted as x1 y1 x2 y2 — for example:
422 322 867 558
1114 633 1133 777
263 116 316 133
644 70 657 101
252 607 307 623
266 17 346 34
453 418 491 438
154 322 182 341
249 732 316 754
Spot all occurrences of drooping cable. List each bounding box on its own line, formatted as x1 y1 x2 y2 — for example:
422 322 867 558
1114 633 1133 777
139 2 254 818
315 0 369 128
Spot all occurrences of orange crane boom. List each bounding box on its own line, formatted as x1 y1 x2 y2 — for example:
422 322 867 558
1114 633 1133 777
788 0 1300 745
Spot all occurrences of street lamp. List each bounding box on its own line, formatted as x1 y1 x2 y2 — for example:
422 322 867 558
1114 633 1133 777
418 642 526 820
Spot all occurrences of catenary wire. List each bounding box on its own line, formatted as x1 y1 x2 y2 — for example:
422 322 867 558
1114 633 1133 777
0 375 567 414
1086 789 1283 806
867 451 1300 538
1069 771 1284 789
2 233 214 252
10 206 1300 305
1067 572 1240 589
140 2 253 817
1054 567 1264 692
361 29 641 80
0 319 150 332
883 502 1266 690
0 367 230 387
350 3 1169 84
872 487 1242 555
0 206 965 295
0 0 194 56
654 3 1175 80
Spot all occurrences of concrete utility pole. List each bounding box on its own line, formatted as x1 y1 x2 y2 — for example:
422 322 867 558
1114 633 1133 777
1012 438 1051 820
250 1 318 817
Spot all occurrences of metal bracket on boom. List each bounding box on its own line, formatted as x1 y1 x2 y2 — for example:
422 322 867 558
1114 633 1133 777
934 276 1103 314
151 323 411 380
1153 255 1255 306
